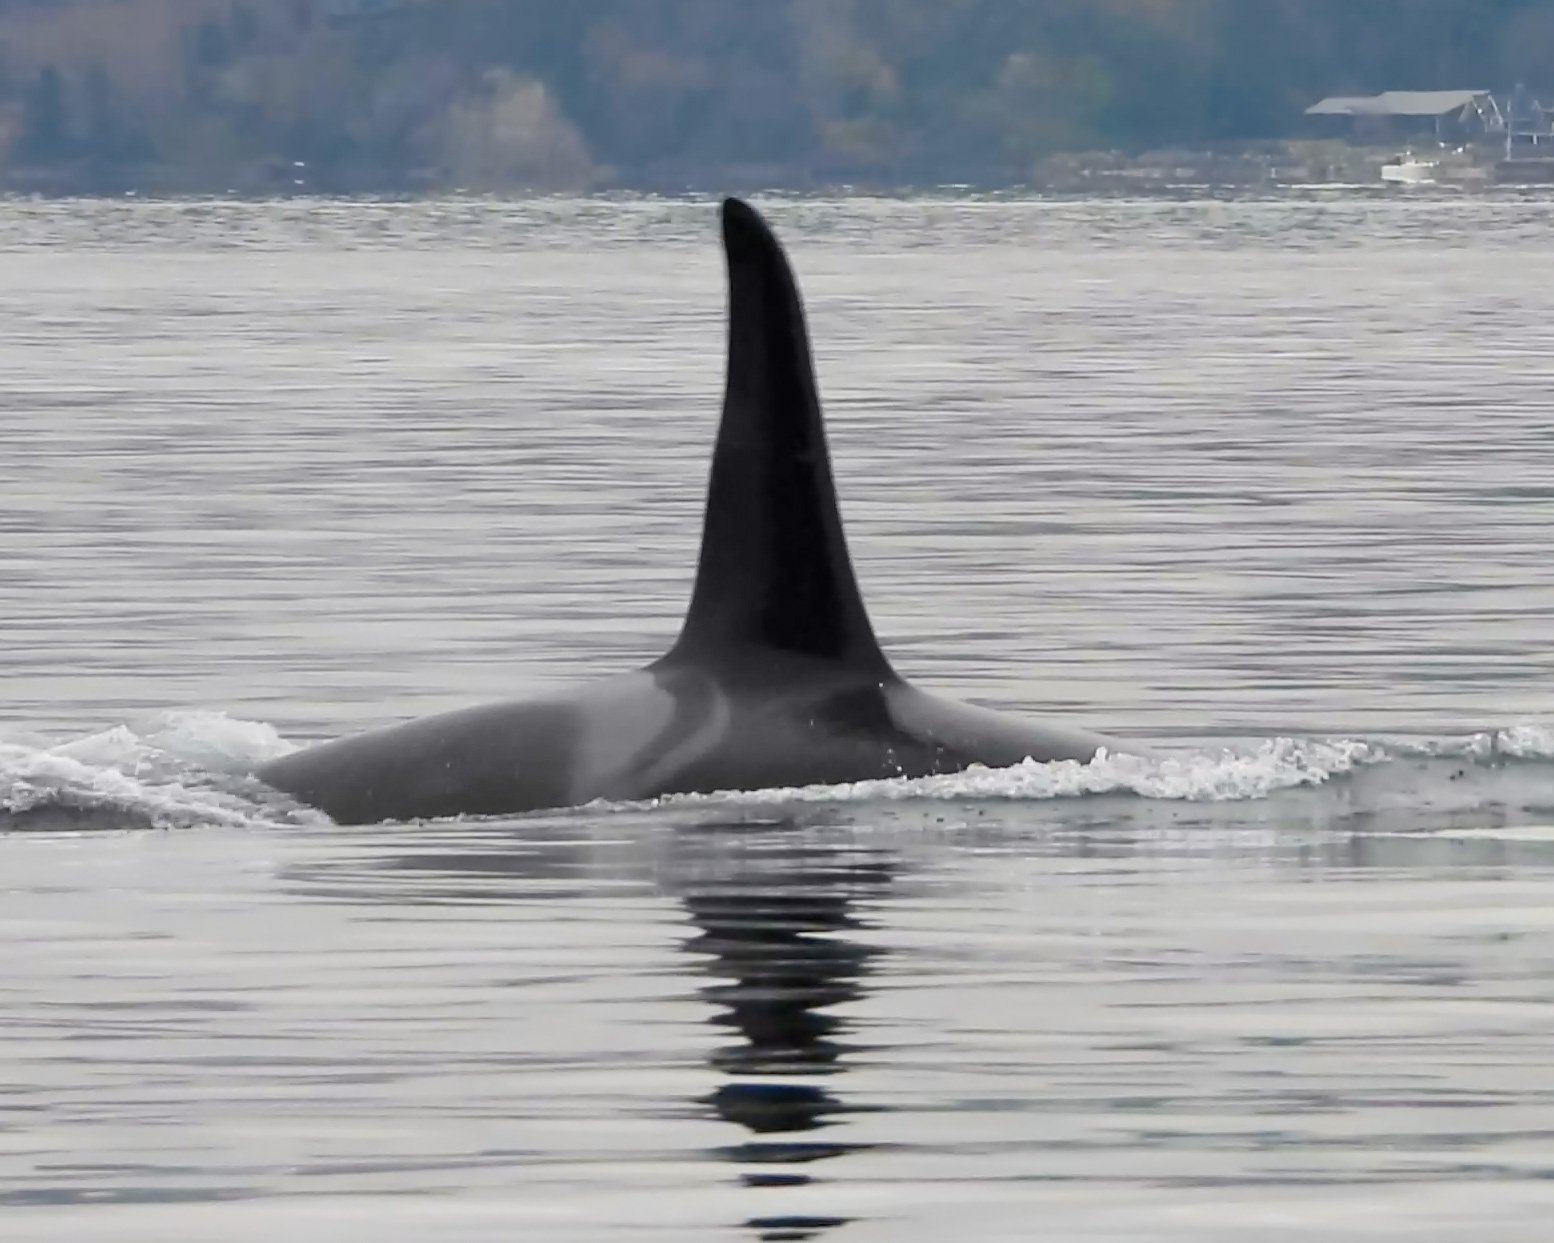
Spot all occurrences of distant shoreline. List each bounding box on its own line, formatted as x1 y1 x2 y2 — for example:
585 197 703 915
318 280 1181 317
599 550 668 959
2 140 1549 199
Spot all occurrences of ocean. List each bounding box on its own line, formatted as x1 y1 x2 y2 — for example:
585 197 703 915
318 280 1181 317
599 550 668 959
2 193 1553 1241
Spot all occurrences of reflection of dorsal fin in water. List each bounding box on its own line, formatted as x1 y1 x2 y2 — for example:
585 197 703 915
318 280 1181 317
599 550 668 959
688 885 872 1081
678 839 892 1143
679 841 891 1243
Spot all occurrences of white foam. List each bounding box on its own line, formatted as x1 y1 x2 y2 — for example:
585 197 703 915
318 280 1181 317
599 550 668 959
654 736 1387 808
2 712 299 831
1480 723 1554 759
1393 723 1554 761
137 710 296 771
1435 824 1554 842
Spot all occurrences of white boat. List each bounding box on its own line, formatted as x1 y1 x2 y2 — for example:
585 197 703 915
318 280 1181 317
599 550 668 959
1381 153 1438 184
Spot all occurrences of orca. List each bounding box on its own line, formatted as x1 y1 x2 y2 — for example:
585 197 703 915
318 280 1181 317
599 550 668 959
257 198 1126 824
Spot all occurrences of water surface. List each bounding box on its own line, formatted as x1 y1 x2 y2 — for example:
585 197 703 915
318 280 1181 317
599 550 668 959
2 194 1553 1241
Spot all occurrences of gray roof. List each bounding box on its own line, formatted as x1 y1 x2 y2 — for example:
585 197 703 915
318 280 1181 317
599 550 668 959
1307 90 1492 117
1306 95 1377 116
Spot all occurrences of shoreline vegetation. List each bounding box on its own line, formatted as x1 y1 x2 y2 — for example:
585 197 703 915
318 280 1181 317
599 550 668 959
2 0 1552 197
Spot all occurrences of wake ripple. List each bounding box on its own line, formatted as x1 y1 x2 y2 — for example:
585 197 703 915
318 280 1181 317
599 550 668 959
1 713 303 832
2 713 1551 833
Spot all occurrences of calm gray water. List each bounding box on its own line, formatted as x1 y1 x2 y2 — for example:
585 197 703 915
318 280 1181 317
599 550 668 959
3 194 1554 1241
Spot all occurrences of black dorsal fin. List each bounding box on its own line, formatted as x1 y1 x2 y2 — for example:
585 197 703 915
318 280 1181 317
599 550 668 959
664 198 892 676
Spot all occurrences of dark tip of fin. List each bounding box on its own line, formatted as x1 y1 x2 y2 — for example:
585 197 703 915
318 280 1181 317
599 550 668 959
719 196 774 262
665 198 891 675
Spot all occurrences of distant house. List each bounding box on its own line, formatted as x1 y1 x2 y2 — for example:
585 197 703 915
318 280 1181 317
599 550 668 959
1503 84 1554 159
1305 90 1504 143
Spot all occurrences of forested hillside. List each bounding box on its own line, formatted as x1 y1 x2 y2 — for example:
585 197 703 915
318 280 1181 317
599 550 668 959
1 0 1550 191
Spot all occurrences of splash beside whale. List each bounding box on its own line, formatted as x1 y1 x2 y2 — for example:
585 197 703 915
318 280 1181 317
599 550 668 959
256 198 1128 823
